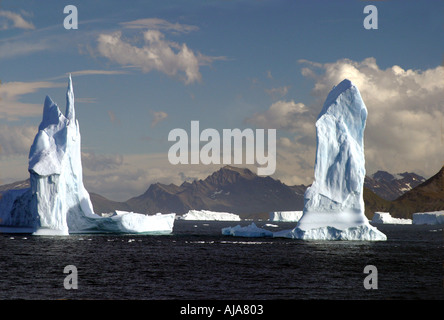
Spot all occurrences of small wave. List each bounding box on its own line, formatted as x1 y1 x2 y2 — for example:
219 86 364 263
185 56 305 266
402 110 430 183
220 241 274 245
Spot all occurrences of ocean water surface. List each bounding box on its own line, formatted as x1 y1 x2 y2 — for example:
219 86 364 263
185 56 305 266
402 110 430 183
0 221 442 300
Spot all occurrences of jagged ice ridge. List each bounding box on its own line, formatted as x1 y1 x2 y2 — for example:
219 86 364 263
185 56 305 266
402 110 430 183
0 76 175 235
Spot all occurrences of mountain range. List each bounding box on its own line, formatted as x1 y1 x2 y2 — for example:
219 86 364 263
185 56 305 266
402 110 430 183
124 166 306 220
364 170 426 201
1 165 442 220
386 165 444 218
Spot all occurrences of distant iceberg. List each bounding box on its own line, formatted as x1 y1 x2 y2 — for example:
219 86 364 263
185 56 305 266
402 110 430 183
67 211 176 235
222 223 273 237
0 76 175 235
371 212 411 225
178 209 241 221
269 211 303 222
412 211 444 225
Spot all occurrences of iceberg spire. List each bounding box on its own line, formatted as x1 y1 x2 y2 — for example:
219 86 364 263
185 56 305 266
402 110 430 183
65 73 75 121
0 75 175 235
28 74 85 235
276 79 386 240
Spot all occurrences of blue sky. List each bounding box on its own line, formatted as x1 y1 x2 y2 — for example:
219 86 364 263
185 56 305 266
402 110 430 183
1 0 443 201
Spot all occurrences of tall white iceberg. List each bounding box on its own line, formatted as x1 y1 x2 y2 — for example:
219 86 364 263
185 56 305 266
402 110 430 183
27 75 95 235
276 79 386 240
0 75 175 235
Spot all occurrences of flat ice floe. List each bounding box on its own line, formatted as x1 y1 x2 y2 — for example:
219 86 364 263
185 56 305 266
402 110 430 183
222 223 273 237
371 212 412 225
412 211 444 225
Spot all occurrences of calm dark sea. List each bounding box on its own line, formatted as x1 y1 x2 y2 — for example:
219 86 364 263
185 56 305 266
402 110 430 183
0 221 443 300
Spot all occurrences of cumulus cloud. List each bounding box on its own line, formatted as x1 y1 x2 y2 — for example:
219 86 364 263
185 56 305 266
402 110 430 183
0 10 35 30
249 57 444 183
97 19 225 84
97 30 204 84
246 99 315 135
274 136 316 186
245 100 317 185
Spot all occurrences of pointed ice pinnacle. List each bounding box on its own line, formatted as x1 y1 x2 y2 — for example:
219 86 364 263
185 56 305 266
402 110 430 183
0 76 175 235
4 75 175 235
276 79 386 240
65 73 75 121
28 75 94 235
